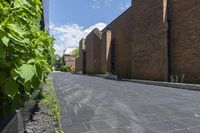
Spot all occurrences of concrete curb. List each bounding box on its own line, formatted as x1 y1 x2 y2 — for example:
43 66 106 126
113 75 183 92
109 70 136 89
73 73 200 91
1 113 17 133
121 79 200 91
105 75 118 80
0 90 39 133
78 74 118 80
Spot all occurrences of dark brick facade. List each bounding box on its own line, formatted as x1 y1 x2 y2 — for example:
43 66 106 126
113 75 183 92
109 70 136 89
75 0 200 84
102 8 133 78
169 0 200 83
75 57 81 72
131 0 167 81
101 30 112 73
75 39 86 72
85 29 101 74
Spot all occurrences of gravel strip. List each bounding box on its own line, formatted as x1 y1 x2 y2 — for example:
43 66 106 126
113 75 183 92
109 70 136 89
25 103 58 133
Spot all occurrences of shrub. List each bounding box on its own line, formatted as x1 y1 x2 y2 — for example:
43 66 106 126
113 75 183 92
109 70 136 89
60 65 71 72
0 0 55 117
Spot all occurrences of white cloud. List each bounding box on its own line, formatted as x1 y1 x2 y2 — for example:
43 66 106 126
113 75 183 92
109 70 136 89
50 22 107 56
119 2 130 10
91 0 130 9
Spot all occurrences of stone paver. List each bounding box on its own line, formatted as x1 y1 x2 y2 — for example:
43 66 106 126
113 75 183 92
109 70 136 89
52 72 200 133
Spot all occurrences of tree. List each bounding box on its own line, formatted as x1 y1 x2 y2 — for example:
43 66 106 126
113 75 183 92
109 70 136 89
54 54 62 70
71 48 79 58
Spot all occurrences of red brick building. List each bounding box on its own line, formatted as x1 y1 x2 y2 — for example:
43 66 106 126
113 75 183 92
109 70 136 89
75 0 200 84
168 0 200 83
75 39 86 72
63 54 75 70
131 0 167 81
85 28 102 74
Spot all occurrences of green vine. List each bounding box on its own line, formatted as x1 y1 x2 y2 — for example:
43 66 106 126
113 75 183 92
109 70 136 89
0 0 55 117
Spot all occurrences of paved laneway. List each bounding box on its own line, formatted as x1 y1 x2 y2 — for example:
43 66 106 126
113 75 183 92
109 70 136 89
52 72 200 133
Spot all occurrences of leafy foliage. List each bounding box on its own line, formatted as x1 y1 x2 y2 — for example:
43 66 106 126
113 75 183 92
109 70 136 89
54 54 62 71
60 65 72 72
70 48 79 58
0 0 55 117
41 78 60 122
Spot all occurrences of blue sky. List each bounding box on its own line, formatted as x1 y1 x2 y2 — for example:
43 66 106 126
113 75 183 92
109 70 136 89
49 0 131 56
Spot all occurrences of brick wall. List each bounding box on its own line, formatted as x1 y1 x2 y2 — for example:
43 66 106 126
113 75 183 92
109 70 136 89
63 55 75 69
85 28 101 74
131 0 167 81
75 0 200 84
79 38 86 72
169 0 200 83
101 30 112 73
102 7 133 78
75 57 81 71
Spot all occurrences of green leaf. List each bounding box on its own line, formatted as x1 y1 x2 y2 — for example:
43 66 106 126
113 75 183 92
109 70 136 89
27 59 35 64
31 75 40 89
0 47 6 58
0 71 8 84
4 80 19 98
35 64 43 81
11 69 19 80
17 64 36 82
0 0 55 116
7 23 27 35
3 100 12 116
8 33 25 44
1 36 9 46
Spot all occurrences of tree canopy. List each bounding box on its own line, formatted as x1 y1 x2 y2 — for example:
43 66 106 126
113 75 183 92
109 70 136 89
70 48 79 58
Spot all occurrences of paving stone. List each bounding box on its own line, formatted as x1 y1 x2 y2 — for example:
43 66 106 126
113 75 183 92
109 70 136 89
142 113 175 123
68 109 108 124
104 116 133 127
102 127 154 133
84 121 111 131
134 105 169 116
177 118 200 127
172 127 200 133
52 72 200 133
62 124 87 133
170 111 198 119
145 120 188 132
60 117 71 125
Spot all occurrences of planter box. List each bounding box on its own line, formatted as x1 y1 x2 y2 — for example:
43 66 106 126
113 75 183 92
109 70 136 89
0 90 39 133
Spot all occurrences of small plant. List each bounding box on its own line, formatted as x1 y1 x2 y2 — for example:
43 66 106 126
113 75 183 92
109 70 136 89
60 65 72 72
55 128 64 133
41 78 61 122
39 77 63 132
170 74 185 83
105 72 113 76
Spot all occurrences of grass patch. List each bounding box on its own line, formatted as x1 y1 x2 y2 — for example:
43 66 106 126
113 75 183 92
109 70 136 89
40 77 63 133
55 128 64 133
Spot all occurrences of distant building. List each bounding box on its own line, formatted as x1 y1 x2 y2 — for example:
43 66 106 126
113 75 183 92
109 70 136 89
85 28 102 74
75 39 86 73
63 54 75 70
